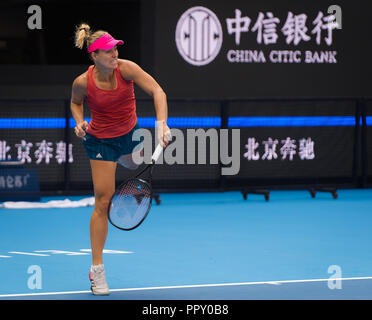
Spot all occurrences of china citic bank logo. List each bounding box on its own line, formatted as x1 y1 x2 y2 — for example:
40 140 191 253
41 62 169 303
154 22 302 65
175 6 223 66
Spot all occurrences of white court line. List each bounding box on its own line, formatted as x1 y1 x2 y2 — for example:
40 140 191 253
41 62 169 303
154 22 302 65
1 276 372 298
8 251 49 257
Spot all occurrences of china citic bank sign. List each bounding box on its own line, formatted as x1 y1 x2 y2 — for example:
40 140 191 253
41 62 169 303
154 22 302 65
175 6 341 66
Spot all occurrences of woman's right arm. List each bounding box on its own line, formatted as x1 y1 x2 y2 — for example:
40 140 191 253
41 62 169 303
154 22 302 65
71 74 88 140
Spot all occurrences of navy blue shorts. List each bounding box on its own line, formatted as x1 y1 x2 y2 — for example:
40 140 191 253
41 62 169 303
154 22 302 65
82 122 143 162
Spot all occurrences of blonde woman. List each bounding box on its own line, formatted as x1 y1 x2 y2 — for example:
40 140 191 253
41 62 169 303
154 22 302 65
70 23 171 295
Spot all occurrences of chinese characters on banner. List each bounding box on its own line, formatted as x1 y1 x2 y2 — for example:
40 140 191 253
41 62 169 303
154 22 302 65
244 137 315 161
0 140 73 164
0 173 31 189
225 10 339 63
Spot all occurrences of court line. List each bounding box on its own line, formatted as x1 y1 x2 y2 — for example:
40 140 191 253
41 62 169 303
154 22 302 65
7 251 49 257
1 276 372 298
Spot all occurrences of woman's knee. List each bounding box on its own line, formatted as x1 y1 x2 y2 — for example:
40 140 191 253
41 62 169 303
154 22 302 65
89 159 116 216
94 194 112 215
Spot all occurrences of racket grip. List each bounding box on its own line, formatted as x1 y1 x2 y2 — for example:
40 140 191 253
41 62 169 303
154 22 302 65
151 144 163 163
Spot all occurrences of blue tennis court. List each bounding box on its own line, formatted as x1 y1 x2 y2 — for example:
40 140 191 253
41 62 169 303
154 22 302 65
1 189 372 300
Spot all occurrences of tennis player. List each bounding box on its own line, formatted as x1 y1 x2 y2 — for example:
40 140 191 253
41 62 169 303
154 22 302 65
70 23 171 295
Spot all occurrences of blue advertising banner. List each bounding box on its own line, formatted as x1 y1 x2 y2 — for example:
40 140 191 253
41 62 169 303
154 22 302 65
0 168 40 201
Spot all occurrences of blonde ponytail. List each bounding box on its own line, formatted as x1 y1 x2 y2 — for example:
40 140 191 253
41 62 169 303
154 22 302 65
74 23 108 52
74 23 91 50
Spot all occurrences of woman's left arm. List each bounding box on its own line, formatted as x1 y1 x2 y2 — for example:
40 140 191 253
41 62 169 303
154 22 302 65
119 59 171 147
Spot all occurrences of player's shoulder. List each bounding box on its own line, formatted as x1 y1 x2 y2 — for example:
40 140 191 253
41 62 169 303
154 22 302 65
118 59 141 80
72 71 88 98
73 71 88 89
118 59 138 69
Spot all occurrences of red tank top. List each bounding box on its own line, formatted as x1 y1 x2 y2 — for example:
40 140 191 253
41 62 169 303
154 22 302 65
86 65 137 138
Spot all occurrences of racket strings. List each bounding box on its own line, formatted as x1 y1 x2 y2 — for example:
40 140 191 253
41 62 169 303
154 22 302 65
109 179 151 230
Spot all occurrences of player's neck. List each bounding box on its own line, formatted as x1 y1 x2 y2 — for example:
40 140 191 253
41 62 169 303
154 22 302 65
93 65 115 82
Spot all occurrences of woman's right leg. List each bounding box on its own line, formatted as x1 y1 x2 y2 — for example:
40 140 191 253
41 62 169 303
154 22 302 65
89 159 117 266
88 159 117 295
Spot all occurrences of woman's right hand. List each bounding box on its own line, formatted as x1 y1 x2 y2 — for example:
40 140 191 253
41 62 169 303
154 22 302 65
75 121 89 141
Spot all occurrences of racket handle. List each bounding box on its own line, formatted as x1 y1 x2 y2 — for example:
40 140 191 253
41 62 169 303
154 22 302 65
151 144 163 163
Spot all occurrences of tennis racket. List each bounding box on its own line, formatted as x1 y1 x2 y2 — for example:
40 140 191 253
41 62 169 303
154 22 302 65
107 144 164 231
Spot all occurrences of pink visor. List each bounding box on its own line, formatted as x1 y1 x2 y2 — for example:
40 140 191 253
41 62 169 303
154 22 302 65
87 33 124 53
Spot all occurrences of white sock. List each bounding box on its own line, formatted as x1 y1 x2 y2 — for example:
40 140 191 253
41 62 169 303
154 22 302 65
91 264 104 273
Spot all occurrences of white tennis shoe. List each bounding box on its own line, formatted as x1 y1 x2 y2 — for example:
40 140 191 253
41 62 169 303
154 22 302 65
89 264 110 295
